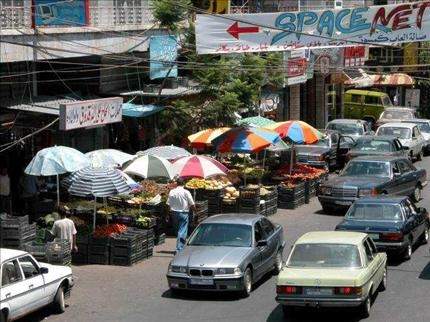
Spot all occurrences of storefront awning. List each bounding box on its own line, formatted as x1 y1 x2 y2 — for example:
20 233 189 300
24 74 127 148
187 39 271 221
345 72 414 87
122 103 165 118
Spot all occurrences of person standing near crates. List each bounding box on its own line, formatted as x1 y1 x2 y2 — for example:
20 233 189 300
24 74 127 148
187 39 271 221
51 205 78 252
167 177 196 253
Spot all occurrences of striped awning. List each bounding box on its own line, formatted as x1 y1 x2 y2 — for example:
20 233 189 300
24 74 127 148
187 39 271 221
65 167 130 198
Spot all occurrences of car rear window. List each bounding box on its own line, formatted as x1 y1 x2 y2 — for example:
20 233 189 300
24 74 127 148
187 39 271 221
354 139 393 152
288 243 361 268
346 203 403 221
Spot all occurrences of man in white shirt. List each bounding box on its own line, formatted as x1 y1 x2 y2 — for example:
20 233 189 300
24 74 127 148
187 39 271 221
0 168 11 214
167 178 196 252
51 205 78 252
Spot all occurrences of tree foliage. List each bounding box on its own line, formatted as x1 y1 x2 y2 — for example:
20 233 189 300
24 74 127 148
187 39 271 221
152 0 191 32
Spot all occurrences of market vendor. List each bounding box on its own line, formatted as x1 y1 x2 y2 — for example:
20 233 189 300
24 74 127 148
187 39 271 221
51 205 78 252
167 177 196 253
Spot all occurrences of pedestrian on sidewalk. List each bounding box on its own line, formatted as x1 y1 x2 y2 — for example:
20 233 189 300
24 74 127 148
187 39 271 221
51 205 78 252
166 177 196 253
0 168 11 214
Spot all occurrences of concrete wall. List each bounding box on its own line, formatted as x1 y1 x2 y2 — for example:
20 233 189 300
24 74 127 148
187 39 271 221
289 84 301 120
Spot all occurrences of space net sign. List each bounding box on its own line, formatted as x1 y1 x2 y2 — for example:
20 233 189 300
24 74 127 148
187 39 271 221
195 1 430 54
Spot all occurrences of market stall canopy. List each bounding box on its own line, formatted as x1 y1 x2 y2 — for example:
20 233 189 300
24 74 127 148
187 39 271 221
212 127 281 153
187 127 231 149
172 155 228 179
86 149 134 168
137 145 191 161
25 146 90 176
122 103 165 118
122 155 174 179
118 170 141 190
236 116 276 127
65 167 131 198
345 72 414 87
264 121 323 144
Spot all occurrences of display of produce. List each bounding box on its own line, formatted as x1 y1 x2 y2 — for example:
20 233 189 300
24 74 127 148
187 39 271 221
223 186 240 202
241 167 267 178
93 224 127 238
276 164 327 181
185 178 231 190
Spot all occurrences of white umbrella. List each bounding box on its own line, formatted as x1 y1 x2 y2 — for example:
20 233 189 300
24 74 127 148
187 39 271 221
86 149 134 168
137 145 191 161
25 146 90 206
123 155 174 179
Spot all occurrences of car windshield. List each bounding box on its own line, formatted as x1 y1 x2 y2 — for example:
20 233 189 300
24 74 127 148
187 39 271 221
288 243 361 268
381 110 414 119
353 139 393 152
377 127 411 139
346 203 403 222
188 223 252 247
341 161 390 177
327 123 363 135
417 123 430 133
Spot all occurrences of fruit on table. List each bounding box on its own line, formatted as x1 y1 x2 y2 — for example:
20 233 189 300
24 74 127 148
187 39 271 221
185 178 231 190
223 186 240 201
93 224 127 238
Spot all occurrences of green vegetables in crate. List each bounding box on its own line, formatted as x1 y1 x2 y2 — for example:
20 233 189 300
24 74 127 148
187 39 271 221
135 216 153 229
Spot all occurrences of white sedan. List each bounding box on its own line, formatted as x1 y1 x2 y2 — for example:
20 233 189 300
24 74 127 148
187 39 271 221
1 249 74 322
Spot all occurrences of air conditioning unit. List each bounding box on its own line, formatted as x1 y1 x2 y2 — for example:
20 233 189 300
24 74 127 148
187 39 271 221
334 0 343 8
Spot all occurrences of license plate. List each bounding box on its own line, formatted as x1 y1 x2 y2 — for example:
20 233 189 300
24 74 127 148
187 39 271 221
368 233 379 240
190 279 214 286
334 200 351 206
304 288 333 296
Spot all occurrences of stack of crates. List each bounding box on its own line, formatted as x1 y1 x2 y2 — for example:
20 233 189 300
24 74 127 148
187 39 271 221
72 234 89 265
110 229 146 266
189 200 208 233
206 190 223 216
239 186 262 214
88 237 110 265
46 239 71 266
0 215 36 250
261 187 278 216
24 241 47 262
145 229 155 259
304 179 317 204
277 182 305 209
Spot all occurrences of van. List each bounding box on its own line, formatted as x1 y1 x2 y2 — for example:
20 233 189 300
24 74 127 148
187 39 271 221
344 89 392 125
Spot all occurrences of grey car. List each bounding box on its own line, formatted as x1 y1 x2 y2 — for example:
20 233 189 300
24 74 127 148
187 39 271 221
326 119 374 138
166 214 285 297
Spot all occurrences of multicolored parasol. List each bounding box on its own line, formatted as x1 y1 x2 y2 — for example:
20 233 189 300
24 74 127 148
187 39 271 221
212 127 281 153
172 155 228 179
187 127 231 149
236 116 276 127
264 120 323 144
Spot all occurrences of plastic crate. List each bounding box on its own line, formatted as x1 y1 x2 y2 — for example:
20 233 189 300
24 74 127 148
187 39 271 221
155 233 166 245
110 251 145 266
239 204 263 215
1 223 36 239
88 244 110 255
265 205 278 216
221 202 238 213
72 252 88 265
88 253 110 265
0 214 29 226
24 241 46 257
278 196 305 209
239 186 260 200
89 236 110 246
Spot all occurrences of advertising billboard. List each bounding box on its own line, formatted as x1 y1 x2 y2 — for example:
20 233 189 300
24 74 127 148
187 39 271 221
34 0 87 27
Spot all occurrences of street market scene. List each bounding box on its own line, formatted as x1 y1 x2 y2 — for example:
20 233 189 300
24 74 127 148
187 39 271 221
1 1 430 322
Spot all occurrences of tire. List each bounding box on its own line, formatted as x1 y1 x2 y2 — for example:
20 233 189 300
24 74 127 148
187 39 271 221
360 296 371 318
403 241 412 261
241 267 252 298
417 150 424 161
421 226 429 245
1 312 6 322
282 305 295 317
413 185 422 202
273 249 283 275
378 266 387 292
321 204 333 214
53 286 66 313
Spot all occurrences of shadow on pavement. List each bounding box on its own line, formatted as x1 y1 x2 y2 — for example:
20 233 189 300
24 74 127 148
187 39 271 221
266 304 364 322
16 306 66 322
419 262 430 280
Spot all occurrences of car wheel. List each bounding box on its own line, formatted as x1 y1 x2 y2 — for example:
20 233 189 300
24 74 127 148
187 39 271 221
321 204 333 214
282 305 295 317
360 296 371 318
53 285 66 313
378 266 387 292
241 267 252 298
273 249 283 275
421 227 429 245
403 242 412 261
413 185 422 202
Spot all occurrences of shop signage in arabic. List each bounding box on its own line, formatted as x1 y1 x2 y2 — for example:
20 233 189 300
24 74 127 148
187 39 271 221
59 97 123 131
195 1 430 54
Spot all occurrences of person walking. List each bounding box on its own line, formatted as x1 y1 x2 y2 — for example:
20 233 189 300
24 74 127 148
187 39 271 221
0 168 11 214
51 205 78 252
167 178 196 253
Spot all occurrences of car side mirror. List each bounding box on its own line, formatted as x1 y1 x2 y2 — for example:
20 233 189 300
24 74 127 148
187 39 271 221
257 240 268 247
40 267 49 274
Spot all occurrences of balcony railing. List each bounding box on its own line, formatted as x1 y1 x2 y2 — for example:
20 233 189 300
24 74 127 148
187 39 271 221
0 0 153 30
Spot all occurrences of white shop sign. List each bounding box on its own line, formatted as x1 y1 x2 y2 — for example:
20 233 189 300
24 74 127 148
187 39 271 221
59 97 123 131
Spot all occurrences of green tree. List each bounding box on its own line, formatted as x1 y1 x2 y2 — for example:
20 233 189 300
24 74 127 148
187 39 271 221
152 0 191 32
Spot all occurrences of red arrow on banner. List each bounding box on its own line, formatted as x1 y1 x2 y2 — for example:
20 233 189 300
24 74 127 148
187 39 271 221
227 22 259 39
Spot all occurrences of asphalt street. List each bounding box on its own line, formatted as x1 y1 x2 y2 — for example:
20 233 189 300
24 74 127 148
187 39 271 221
19 158 430 322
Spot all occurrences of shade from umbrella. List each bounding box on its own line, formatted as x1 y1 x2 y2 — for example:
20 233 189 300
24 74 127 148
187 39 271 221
25 146 90 176
265 120 323 144
66 167 130 198
212 127 281 153
122 155 174 179
137 145 191 161
237 116 276 127
172 155 228 179
86 149 134 168
187 127 231 149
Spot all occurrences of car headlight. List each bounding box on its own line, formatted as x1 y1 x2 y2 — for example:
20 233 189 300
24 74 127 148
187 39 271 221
359 188 377 197
216 267 242 275
170 265 187 273
320 186 331 195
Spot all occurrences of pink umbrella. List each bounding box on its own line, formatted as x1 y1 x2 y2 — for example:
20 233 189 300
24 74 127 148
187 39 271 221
172 155 228 179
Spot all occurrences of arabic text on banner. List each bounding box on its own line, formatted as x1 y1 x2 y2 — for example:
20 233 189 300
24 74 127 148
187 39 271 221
150 36 178 80
195 1 430 54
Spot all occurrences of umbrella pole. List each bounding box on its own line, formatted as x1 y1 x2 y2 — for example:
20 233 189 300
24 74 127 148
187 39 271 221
93 197 97 232
262 149 267 169
56 175 60 207
289 144 294 175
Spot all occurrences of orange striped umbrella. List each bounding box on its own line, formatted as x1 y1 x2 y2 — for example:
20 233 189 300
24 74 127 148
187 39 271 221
264 121 323 144
188 127 231 149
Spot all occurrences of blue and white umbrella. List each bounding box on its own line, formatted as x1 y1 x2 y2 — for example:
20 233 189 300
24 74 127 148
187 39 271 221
25 146 90 206
137 145 191 161
86 149 134 168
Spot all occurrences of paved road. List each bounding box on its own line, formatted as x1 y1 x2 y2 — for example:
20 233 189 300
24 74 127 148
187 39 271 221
20 159 430 322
